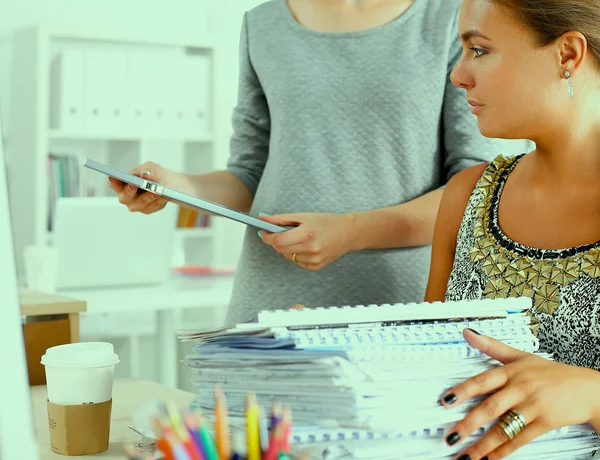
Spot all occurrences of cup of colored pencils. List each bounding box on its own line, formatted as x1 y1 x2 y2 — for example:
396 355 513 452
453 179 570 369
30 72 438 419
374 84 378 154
123 387 297 460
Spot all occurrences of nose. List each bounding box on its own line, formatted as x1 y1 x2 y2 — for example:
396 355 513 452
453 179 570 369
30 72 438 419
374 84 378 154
450 51 474 90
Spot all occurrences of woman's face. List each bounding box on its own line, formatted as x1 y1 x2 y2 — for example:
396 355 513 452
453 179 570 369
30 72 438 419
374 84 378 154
450 0 565 140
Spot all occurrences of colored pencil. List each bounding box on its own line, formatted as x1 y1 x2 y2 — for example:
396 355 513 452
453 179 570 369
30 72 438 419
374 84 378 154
214 386 231 460
246 393 261 460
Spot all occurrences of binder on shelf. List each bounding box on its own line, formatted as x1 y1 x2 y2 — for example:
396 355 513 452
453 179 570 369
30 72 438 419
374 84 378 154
84 50 109 133
50 50 85 131
154 55 177 136
183 56 211 136
103 51 129 133
125 52 145 133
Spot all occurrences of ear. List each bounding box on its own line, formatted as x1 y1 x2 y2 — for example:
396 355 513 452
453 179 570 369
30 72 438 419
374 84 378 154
557 31 588 75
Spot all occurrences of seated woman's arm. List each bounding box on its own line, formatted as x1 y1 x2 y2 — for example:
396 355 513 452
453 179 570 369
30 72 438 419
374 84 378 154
424 163 488 302
425 165 600 458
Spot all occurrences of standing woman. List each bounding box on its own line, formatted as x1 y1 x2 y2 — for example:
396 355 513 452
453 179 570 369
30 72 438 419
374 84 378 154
111 0 523 324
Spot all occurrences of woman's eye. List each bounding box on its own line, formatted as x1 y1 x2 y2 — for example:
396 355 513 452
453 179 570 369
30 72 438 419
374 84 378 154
470 47 487 59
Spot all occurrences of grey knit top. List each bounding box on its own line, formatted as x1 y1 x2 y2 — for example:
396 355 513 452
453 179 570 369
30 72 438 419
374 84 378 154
225 0 522 324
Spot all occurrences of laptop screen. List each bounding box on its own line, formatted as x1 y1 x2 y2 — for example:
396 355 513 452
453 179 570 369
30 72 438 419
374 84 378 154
0 115 39 459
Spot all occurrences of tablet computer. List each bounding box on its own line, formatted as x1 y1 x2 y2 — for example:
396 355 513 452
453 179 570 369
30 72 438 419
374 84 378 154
84 159 293 233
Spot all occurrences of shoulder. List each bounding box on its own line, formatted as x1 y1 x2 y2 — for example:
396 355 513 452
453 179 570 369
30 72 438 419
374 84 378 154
410 0 463 60
443 163 488 211
446 154 512 197
246 0 283 23
417 0 461 29
421 0 461 18
243 0 291 44
440 154 510 226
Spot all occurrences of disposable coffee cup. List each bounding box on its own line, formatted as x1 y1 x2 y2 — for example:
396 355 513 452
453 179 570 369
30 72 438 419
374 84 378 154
41 343 119 456
41 342 119 405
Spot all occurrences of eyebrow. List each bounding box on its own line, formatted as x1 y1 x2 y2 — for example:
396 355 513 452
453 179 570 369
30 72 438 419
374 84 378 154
460 30 492 42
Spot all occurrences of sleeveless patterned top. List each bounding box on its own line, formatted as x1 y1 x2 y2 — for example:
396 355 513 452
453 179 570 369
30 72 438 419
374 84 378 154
445 154 600 371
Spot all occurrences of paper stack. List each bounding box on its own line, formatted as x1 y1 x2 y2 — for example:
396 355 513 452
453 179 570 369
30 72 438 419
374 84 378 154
179 298 600 459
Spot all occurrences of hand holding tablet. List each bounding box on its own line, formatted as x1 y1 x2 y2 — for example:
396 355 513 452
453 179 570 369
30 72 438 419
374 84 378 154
88 159 293 233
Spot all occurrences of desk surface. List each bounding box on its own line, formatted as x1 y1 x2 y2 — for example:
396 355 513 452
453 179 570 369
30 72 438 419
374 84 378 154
20 287 87 316
31 379 195 459
57 276 234 314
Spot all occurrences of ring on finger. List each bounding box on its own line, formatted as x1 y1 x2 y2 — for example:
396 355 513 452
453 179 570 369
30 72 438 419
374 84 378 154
142 171 152 176
496 410 526 441
292 253 298 263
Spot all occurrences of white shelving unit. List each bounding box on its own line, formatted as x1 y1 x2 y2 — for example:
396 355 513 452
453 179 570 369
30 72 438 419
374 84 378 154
7 26 235 388
8 26 218 275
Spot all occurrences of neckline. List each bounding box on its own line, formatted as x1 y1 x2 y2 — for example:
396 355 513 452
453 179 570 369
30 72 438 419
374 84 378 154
487 155 600 260
279 0 422 39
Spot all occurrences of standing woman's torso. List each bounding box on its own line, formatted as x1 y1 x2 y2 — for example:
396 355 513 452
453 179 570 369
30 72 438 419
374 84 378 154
226 0 502 324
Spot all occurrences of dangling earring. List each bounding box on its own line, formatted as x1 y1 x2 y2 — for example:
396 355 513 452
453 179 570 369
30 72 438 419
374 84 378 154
564 70 574 99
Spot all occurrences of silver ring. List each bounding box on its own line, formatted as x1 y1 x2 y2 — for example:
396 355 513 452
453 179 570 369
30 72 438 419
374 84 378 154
497 410 526 440
142 171 151 176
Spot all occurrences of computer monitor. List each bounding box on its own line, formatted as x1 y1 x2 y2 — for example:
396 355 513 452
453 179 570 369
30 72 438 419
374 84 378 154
0 116 39 459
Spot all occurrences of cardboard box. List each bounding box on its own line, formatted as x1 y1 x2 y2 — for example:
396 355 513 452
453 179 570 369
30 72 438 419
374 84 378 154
23 317 71 385
47 399 112 456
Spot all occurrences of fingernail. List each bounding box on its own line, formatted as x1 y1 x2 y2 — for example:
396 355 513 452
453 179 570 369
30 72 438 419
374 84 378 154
456 455 471 460
257 230 262 238
446 432 460 446
467 328 482 335
258 212 269 216
443 393 457 405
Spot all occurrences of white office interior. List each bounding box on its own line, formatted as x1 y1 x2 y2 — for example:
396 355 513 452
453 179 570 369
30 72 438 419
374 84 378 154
2 0 266 390
1 0 532 393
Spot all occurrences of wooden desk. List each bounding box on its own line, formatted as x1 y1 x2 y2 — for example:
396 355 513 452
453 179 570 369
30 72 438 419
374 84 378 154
31 379 196 459
20 288 87 385
20 288 86 342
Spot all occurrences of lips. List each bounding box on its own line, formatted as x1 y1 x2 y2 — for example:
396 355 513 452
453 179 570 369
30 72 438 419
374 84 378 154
468 99 485 114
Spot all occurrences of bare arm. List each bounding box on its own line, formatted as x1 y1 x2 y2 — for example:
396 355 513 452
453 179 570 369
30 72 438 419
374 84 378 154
424 163 488 302
345 188 443 251
181 170 254 213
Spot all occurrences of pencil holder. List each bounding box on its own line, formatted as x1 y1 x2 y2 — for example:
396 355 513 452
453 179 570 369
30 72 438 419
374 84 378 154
124 388 294 460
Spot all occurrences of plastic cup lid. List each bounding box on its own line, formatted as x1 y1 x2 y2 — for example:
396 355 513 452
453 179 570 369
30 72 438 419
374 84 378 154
41 342 120 368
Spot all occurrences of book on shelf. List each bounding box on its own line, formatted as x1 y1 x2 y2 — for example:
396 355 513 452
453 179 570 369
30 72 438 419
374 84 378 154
176 207 211 228
47 153 92 231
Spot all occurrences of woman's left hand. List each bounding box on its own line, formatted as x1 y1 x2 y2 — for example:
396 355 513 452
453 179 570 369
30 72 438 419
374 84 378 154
258 212 355 271
440 328 600 460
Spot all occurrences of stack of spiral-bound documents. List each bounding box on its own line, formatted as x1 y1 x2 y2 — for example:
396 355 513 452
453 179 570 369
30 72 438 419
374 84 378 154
178 298 600 459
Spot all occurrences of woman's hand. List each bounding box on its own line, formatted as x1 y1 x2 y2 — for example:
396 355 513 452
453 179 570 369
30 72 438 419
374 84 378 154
109 161 188 214
258 212 355 271
440 329 600 460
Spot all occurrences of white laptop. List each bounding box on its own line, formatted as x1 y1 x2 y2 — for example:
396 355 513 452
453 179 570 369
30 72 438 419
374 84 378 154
53 196 177 289
0 115 39 459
